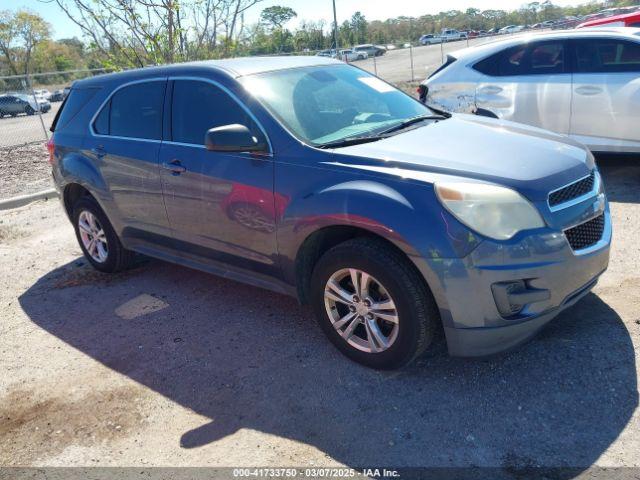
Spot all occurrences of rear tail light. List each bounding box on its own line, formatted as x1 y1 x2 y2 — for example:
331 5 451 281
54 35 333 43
46 136 56 166
417 84 428 103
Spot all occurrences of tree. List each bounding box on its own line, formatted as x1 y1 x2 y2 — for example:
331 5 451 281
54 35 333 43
260 5 297 31
0 10 50 75
52 0 264 67
350 12 367 44
0 10 19 75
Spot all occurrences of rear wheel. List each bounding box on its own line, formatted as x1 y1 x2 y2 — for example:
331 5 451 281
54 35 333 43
72 196 136 273
310 238 439 369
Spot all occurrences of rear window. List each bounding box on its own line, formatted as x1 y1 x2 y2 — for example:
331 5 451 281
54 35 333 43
50 87 99 132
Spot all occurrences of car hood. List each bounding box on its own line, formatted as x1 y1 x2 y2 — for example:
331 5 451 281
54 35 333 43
331 114 594 201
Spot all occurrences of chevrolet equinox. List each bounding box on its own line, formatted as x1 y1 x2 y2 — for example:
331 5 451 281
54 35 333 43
49 56 611 369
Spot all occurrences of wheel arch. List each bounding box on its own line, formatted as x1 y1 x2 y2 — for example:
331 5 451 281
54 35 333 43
62 183 95 217
293 224 431 306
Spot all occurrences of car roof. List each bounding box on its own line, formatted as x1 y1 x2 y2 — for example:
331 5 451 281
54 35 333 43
448 27 640 60
578 10 640 27
75 55 342 87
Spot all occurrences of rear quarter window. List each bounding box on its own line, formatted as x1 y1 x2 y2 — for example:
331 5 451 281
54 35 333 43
428 55 457 78
51 87 100 132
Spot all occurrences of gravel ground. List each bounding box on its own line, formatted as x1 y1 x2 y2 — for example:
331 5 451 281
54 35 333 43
0 158 639 472
0 143 52 198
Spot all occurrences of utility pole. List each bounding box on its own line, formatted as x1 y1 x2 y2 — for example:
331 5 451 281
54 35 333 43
332 0 339 51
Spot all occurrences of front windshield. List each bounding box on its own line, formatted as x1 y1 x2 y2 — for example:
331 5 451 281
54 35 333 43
240 64 433 147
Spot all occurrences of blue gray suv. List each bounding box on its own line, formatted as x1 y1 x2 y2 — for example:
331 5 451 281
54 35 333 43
49 56 611 369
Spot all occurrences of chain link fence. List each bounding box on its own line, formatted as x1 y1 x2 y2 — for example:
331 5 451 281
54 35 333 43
352 30 555 88
0 68 111 148
0 31 550 149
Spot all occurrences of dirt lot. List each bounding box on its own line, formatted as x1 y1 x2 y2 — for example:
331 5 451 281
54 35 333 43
0 143 52 198
0 158 639 472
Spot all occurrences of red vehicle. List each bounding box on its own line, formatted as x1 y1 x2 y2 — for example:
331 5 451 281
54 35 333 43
577 11 640 29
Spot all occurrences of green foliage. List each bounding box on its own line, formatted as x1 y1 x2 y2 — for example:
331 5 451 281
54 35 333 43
260 5 297 30
0 0 636 79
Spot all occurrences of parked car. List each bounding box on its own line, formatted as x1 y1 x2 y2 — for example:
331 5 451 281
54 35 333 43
420 34 443 45
440 29 467 41
33 88 51 100
0 93 51 117
419 28 640 153
50 89 65 102
499 25 524 34
353 44 385 56
339 49 368 61
49 56 610 369
577 11 640 28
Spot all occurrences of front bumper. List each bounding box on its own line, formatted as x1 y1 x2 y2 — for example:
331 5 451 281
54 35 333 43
413 207 611 357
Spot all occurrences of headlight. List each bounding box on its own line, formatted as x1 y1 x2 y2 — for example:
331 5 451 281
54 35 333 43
435 182 545 240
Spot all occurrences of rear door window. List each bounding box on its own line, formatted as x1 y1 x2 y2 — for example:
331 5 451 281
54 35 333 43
93 80 165 140
474 41 566 76
574 38 640 73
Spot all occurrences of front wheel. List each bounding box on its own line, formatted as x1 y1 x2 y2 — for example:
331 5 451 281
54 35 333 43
25 106 35 115
72 196 136 273
310 238 439 369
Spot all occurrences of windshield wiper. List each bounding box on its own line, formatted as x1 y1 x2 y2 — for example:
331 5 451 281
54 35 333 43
377 114 446 136
316 135 384 149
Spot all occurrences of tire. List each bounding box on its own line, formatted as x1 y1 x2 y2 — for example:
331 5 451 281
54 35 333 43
25 106 35 115
72 196 136 273
310 237 439 369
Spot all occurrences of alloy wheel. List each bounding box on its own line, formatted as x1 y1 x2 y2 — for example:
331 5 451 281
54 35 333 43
78 210 109 263
324 268 399 353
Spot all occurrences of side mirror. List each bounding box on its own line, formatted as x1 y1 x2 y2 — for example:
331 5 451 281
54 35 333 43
205 124 267 153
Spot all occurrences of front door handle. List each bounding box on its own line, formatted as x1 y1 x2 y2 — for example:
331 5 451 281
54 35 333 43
575 85 603 96
162 159 186 175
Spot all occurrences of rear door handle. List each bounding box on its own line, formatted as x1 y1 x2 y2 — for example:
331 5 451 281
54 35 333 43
575 85 603 96
162 159 186 175
478 85 503 95
91 145 106 158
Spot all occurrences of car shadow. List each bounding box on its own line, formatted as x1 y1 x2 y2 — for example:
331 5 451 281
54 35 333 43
18 258 637 472
596 155 640 204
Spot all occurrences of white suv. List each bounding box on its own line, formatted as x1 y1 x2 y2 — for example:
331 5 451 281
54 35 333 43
419 28 640 153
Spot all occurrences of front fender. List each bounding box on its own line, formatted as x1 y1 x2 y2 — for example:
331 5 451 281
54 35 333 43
275 163 481 277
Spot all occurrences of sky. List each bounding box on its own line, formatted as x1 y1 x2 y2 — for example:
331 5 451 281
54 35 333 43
7 0 584 39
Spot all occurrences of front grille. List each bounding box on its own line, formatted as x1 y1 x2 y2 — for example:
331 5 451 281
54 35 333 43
549 171 595 207
564 214 605 251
